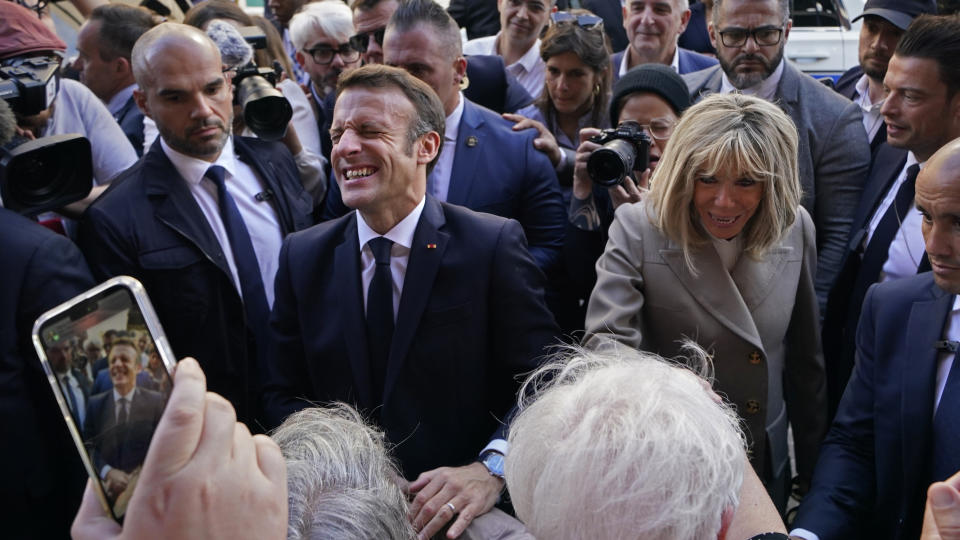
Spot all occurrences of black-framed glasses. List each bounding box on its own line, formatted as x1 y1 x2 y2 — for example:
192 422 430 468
717 26 784 47
550 11 603 28
348 27 386 53
636 118 676 140
304 43 361 65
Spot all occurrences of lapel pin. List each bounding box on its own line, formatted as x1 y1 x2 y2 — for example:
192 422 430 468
426 243 437 249
466 135 478 147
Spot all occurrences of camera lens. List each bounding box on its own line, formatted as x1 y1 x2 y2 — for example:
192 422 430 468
237 76 292 141
587 139 637 187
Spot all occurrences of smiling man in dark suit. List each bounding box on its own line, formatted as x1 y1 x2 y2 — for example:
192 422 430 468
79 23 313 426
263 63 558 540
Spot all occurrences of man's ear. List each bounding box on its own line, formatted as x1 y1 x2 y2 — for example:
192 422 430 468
417 131 441 165
133 88 150 118
453 56 468 88
678 8 692 34
707 20 719 50
115 56 132 78
295 51 306 68
783 18 792 42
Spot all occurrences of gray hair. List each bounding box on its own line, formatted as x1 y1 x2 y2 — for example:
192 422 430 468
289 1 356 52
506 343 746 540
272 404 415 540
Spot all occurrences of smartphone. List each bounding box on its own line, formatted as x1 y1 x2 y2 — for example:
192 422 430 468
32 276 176 523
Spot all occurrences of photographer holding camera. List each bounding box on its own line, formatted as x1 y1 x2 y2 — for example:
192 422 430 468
560 63 690 332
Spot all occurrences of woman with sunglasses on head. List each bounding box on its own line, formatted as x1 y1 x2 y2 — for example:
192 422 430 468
505 10 611 191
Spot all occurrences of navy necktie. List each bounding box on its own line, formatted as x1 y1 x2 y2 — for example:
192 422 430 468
117 397 128 425
205 165 270 341
856 164 921 289
366 236 394 399
933 348 960 481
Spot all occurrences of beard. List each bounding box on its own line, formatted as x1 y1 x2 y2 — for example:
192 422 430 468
719 44 785 90
159 116 231 160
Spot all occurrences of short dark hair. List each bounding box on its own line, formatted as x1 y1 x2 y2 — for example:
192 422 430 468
388 0 461 58
184 0 254 29
351 0 390 12
336 64 446 173
89 3 156 61
895 14 960 96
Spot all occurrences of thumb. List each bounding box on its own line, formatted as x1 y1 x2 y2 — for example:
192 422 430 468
931 482 960 539
71 480 122 540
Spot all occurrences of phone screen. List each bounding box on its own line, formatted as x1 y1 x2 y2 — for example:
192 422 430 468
34 279 174 522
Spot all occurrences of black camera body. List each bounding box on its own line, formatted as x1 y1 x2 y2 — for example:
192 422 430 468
587 121 651 188
0 53 61 117
232 27 291 142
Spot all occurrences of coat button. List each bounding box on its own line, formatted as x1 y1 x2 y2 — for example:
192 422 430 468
746 399 761 414
749 350 762 364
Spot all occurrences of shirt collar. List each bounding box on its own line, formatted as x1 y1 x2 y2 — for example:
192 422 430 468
445 93 466 143
497 33 542 73
161 135 239 188
113 386 136 402
106 83 138 116
619 45 680 77
356 196 426 251
720 58 785 100
854 73 884 110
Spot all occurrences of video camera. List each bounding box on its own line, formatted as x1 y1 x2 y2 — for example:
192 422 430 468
0 54 93 216
587 121 651 188
230 26 292 142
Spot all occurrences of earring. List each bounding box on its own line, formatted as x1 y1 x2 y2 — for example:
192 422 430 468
593 84 600 96
459 74 470 90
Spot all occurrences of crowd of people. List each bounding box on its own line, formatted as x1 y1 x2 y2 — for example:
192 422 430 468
3 0 960 538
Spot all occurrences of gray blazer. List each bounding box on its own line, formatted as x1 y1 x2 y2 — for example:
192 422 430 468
584 202 827 485
683 62 871 311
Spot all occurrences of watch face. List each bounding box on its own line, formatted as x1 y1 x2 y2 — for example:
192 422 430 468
484 452 505 477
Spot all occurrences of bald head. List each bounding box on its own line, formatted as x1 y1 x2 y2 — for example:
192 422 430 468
915 137 960 294
132 23 221 91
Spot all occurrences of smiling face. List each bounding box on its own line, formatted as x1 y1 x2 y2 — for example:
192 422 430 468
692 162 764 239
498 0 553 51
881 55 960 163
616 92 678 172
545 51 597 117
134 35 233 162
916 144 960 294
623 0 690 65
108 343 141 395
330 86 437 231
710 0 789 90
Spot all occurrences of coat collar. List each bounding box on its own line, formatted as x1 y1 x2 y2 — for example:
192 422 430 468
446 99 484 205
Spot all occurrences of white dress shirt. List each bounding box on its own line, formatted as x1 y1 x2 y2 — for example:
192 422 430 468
356 197 426 320
618 45 681 78
106 83 138 117
860 154 926 282
853 74 885 142
161 137 284 307
427 94 465 202
463 33 545 98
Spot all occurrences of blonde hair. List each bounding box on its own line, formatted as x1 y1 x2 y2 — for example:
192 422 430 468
647 93 801 273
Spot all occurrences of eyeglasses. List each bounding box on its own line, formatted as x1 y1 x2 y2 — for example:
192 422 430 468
348 27 386 53
716 26 784 48
636 118 676 140
304 43 361 65
550 11 604 28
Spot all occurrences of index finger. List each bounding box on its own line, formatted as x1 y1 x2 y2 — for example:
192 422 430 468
578 127 602 144
139 357 207 479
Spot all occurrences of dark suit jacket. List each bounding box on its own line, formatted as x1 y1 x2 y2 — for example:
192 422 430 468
324 99 565 272
114 94 146 158
821 143 909 417
78 136 314 425
610 46 718 83
834 64 887 152
264 196 559 478
795 273 954 540
684 62 871 310
83 387 165 473
0 209 94 538
583 0 629 53
447 0 499 40
464 54 535 114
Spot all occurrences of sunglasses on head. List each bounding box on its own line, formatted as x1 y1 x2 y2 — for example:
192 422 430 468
348 27 386 53
550 11 604 28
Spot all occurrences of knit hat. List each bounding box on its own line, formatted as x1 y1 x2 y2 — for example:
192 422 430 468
0 1 66 60
609 64 690 127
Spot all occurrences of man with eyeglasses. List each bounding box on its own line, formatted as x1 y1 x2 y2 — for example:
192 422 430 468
290 1 361 161
612 0 718 82
683 0 870 315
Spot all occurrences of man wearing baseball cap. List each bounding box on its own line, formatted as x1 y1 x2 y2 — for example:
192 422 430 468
834 0 937 151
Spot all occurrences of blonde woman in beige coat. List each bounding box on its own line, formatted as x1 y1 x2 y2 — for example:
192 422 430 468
584 93 827 512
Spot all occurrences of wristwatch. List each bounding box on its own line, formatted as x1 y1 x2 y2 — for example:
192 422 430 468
479 450 505 481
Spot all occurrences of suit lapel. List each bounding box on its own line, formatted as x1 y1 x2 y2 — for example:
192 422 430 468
852 144 908 229
446 100 483 205
659 244 764 351
731 246 791 312
382 197 449 405
332 216 375 410
901 281 953 503
774 63 801 118
143 141 232 279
